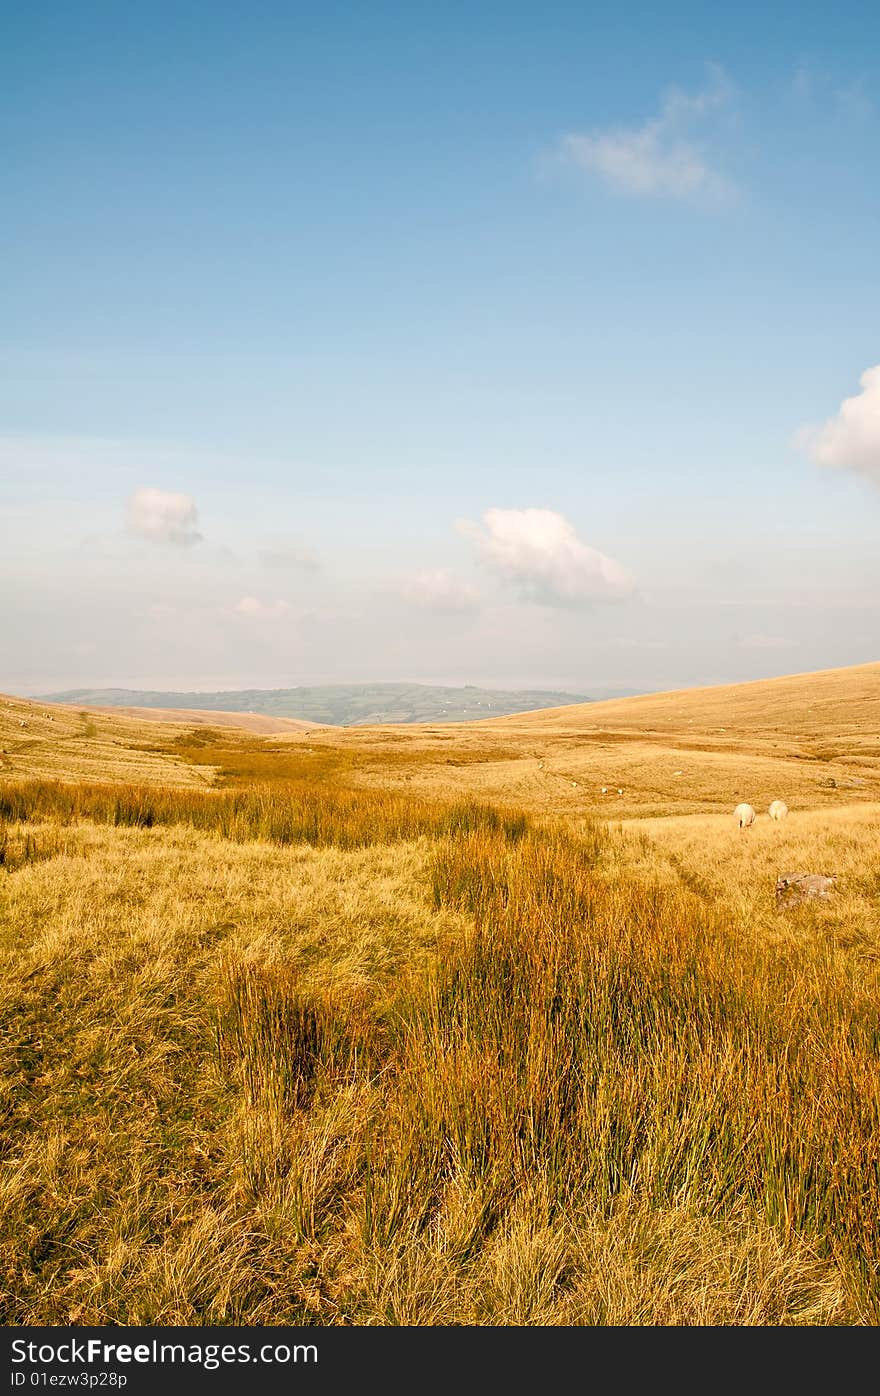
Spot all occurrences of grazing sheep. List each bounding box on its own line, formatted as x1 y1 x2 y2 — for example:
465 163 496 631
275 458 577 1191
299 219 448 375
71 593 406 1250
617 787 624 795
768 799 789 822
734 802 756 829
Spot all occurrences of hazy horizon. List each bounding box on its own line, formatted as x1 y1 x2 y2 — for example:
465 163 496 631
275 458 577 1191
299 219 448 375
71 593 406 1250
3 2 879 696
15 650 880 698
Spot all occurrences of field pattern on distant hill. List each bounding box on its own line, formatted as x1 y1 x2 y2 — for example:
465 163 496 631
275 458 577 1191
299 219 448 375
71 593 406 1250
39 683 596 727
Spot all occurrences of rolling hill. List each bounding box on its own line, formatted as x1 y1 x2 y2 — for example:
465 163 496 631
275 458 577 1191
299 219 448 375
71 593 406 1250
288 660 880 821
38 682 593 727
493 659 880 739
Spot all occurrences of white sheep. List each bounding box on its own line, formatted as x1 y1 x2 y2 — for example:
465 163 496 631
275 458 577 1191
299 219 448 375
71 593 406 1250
768 799 789 822
734 802 756 829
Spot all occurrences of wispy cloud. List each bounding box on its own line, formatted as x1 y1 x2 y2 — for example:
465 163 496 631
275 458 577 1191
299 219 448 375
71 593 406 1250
460 507 633 607
791 60 875 123
401 569 479 613
556 67 735 201
259 540 319 570
733 633 796 650
232 596 290 620
796 365 880 483
126 488 202 545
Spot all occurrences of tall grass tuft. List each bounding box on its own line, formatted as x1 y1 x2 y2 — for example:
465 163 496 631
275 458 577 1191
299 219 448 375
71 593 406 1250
0 818 67 872
4 757 878 1321
215 816 880 1317
415 824 880 1313
0 779 528 852
218 960 387 1111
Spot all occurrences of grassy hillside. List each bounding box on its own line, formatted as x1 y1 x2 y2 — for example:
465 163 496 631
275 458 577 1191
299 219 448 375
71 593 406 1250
0 693 216 788
335 660 880 820
39 683 593 727
61 704 321 736
2 664 880 1324
500 660 880 738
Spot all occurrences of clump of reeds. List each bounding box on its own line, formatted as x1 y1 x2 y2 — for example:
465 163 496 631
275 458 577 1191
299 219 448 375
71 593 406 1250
0 779 527 852
4 757 877 1322
217 816 880 1317
218 960 387 1111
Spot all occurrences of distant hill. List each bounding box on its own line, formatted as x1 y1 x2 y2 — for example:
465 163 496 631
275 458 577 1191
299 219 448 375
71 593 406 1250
490 660 880 739
39 683 596 727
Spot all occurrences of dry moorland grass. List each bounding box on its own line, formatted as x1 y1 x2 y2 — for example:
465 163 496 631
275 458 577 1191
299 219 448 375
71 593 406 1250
81 704 320 736
1 663 879 1325
257 661 880 820
0 695 216 789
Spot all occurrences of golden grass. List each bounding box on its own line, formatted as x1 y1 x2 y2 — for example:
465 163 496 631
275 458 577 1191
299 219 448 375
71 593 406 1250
81 704 319 735
2 806 877 1323
2 663 879 1325
257 660 880 819
622 803 880 945
0 694 216 788
0 823 472 1323
0 778 527 854
13 658 879 818
495 659 880 739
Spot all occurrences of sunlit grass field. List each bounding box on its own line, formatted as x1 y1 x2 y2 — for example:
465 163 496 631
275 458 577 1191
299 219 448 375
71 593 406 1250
1 664 879 1324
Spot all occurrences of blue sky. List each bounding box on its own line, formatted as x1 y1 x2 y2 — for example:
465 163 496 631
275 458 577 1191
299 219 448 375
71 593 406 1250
2 1 879 694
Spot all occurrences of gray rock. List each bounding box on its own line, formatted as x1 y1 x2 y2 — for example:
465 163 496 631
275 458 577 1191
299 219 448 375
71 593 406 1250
775 872 836 909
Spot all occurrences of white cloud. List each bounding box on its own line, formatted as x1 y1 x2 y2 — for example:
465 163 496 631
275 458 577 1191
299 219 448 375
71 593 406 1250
126 488 201 545
232 596 290 621
557 68 734 201
797 365 880 482
462 507 634 607
402 569 479 613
